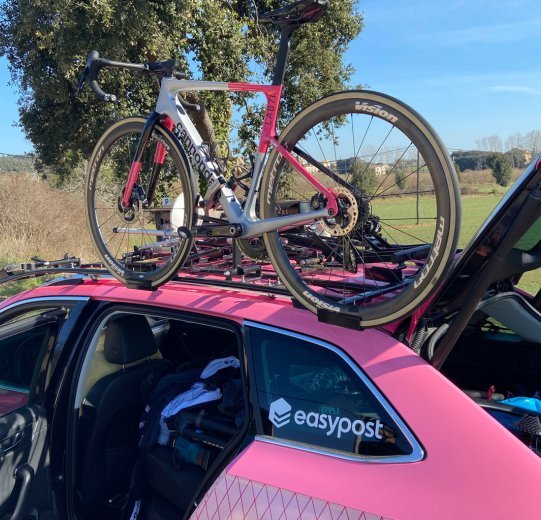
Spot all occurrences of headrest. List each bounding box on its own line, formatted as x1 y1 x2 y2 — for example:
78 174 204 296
104 315 157 365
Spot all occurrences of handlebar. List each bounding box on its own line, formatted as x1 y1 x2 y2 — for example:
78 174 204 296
78 50 118 102
78 50 187 103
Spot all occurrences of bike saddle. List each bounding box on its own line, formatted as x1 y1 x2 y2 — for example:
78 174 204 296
260 0 329 26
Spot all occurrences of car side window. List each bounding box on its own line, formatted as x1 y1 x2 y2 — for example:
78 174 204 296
513 214 541 252
0 307 67 417
249 326 416 458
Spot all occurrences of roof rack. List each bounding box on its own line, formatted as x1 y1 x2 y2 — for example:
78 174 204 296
0 256 110 286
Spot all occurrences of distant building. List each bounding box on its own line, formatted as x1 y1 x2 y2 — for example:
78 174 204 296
374 163 391 176
296 157 391 176
298 157 321 175
321 160 337 172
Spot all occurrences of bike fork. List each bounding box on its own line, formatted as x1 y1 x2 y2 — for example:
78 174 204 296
121 111 168 209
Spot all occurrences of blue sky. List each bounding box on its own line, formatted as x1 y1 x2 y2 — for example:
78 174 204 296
346 0 541 152
1 0 541 155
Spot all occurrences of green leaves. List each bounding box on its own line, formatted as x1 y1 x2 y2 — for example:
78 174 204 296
1 0 362 182
486 153 513 187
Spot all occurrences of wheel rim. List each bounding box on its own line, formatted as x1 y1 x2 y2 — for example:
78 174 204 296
89 122 192 282
264 95 456 324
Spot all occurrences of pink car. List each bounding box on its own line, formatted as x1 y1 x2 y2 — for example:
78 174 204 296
1 158 541 520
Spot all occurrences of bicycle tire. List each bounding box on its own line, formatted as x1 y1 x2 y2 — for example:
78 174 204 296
260 90 460 327
85 116 195 288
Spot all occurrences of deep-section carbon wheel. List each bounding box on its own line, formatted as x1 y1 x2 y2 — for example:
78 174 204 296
86 116 195 288
260 91 460 327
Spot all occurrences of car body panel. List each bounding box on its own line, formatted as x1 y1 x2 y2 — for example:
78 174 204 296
1 246 541 518
191 469 389 520
196 432 540 520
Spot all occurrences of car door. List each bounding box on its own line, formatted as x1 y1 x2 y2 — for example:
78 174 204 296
190 321 422 519
0 298 87 519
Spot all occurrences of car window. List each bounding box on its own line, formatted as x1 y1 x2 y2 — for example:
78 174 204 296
513 215 541 252
249 325 417 459
0 307 67 417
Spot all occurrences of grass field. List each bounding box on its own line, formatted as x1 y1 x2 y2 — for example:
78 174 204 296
377 191 539 294
0 172 538 299
375 193 503 247
459 194 503 247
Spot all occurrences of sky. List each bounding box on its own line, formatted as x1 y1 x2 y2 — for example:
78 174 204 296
1 0 541 155
345 0 541 152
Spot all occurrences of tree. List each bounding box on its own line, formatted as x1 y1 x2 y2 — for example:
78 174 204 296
505 133 523 153
475 137 488 152
350 159 377 196
0 154 35 174
476 135 503 153
451 150 491 172
487 134 503 153
395 169 407 190
524 130 541 157
0 1 362 183
486 153 513 187
506 147 527 169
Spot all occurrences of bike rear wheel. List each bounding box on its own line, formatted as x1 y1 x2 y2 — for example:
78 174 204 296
86 116 195 288
260 91 460 327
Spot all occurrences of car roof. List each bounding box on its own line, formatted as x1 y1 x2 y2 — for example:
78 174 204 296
1 275 397 354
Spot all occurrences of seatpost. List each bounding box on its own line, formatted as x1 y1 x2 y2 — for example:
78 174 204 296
272 26 296 86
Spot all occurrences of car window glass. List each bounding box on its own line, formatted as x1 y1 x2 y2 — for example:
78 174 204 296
0 307 67 417
513 215 541 252
250 326 414 458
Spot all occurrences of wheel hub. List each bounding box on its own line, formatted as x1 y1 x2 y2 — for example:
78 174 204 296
117 195 136 222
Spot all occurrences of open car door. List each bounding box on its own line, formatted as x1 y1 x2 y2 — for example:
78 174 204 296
0 300 86 519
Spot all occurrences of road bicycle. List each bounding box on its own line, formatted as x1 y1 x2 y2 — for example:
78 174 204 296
79 0 460 328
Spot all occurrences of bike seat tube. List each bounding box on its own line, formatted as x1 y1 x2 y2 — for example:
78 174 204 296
272 26 295 86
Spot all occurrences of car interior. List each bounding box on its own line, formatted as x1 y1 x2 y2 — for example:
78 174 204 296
439 287 541 456
425 210 541 457
73 311 245 520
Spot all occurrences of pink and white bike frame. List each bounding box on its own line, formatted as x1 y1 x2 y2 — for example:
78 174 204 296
122 78 338 239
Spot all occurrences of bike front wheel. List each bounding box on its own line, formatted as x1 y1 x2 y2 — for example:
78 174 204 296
260 91 460 327
85 116 195 288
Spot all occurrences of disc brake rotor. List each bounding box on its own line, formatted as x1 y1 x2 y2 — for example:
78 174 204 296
319 186 359 237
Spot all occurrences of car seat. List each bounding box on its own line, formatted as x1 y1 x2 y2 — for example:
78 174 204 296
78 314 172 515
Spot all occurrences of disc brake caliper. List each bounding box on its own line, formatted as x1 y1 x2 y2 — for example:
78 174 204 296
118 183 148 222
